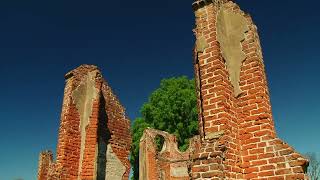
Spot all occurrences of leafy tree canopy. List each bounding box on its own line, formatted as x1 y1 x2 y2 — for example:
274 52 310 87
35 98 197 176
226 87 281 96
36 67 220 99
130 76 199 180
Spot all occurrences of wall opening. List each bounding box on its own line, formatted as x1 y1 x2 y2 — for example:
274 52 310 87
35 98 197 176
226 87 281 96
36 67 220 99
155 135 165 153
96 93 110 179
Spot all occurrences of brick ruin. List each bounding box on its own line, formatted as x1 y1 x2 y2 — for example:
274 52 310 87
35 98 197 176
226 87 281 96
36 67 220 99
37 1 309 180
37 65 131 180
139 0 309 180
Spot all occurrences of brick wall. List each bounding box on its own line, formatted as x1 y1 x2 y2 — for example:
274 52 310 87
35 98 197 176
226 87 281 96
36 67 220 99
139 128 201 180
38 151 53 180
37 65 131 180
192 0 308 179
139 0 309 179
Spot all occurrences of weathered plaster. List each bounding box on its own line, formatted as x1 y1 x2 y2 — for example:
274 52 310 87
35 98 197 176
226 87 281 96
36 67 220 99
217 5 249 97
71 70 99 179
170 166 189 177
105 144 126 180
139 132 148 180
196 36 209 53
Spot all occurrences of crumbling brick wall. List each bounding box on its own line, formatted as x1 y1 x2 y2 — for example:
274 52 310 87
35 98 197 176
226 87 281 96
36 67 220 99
140 0 309 179
139 128 201 180
37 65 131 180
38 151 53 180
192 0 308 179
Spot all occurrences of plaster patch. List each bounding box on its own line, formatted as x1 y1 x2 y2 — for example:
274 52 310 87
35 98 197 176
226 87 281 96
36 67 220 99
105 144 126 180
139 136 147 180
71 71 99 179
196 36 209 53
170 166 189 177
217 5 249 97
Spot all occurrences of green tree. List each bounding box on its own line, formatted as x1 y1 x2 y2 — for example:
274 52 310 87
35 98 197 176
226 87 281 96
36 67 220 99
130 76 199 180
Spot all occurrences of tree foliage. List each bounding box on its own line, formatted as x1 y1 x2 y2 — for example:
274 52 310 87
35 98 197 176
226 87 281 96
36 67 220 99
130 76 198 180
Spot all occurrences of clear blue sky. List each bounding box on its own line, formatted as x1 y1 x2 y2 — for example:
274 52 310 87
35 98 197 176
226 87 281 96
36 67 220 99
0 0 319 179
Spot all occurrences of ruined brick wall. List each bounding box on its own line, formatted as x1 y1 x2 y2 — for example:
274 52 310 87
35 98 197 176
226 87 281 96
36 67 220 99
37 65 131 180
139 128 201 180
140 0 309 179
192 0 308 179
38 151 53 180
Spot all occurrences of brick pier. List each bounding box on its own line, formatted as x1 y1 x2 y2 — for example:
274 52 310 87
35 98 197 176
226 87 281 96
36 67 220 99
139 0 309 179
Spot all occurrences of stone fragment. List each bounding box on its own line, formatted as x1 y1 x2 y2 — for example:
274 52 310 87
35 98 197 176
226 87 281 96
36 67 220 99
205 130 224 140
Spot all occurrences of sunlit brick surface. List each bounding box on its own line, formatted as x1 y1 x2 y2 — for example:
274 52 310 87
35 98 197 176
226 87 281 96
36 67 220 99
140 1 309 179
37 65 131 180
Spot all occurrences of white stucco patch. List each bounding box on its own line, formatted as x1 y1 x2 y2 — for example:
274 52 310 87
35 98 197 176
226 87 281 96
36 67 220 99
105 144 126 180
217 5 249 97
71 71 99 179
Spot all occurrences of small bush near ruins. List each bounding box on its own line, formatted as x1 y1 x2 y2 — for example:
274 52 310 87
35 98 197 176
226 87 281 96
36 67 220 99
130 76 199 180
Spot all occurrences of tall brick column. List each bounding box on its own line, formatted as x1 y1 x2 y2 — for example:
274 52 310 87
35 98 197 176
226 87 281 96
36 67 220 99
192 0 308 179
192 0 242 178
37 65 131 180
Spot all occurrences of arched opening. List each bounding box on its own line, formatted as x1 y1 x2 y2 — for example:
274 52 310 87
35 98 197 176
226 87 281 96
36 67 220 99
154 135 165 153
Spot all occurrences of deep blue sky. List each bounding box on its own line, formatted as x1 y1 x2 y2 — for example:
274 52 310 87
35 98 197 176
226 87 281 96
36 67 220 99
0 0 319 179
